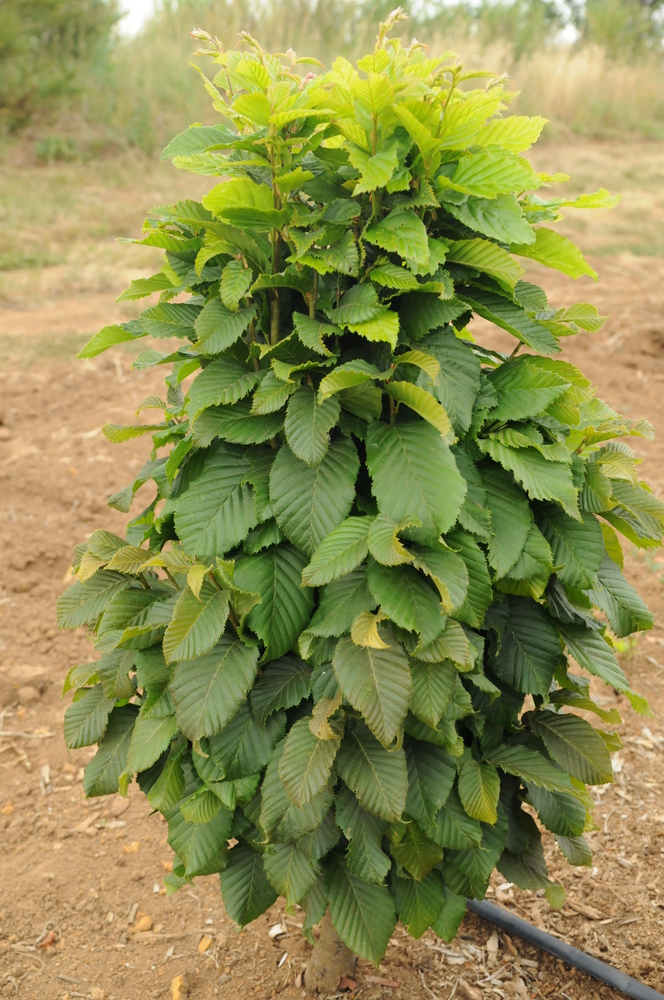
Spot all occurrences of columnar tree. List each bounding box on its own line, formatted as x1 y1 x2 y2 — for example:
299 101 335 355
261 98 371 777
59 9 661 989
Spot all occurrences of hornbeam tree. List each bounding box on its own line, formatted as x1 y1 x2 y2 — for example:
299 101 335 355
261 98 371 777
59 9 661 991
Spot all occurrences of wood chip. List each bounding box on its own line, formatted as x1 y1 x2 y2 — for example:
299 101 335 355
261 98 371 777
339 977 358 990
364 975 401 987
565 899 607 920
197 934 212 954
457 980 483 1000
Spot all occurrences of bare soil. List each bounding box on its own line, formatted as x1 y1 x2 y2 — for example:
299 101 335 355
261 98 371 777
2 176 664 1000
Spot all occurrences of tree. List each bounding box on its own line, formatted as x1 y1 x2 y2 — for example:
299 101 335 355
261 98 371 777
59 9 660 989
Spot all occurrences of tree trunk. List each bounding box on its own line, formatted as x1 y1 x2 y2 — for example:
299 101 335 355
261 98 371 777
304 911 356 994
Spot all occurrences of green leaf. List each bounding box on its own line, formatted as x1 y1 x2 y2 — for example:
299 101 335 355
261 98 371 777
64 684 115 750
406 740 456 823
194 299 255 354
420 330 481 435
251 370 297 414
446 238 523 289
57 571 131 629
234 545 315 662
556 835 593 866
325 857 397 965
481 467 531 577
431 886 467 942
124 713 178 775
447 530 493 629
493 596 561 695
138 302 201 339
187 359 261 417
498 521 554 600
460 288 559 355
211 703 284 781
336 786 390 884
537 505 604 590
393 870 445 939
410 545 469 614
442 151 539 199
348 144 399 194
302 516 372 587
364 208 430 269
169 637 259 741
528 711 613 784
292 312 338 357
260 739 333 842
192 398 283 447
476 115 547 152
220 260 254 310
458 757 500 823
444 194 534 246
264 843 318 905
478 440 579 518
284 385 340 466
83 705 138 797
77 324 145 359
486 745 574 794
512 227 597 281
162 583 229 663
415 619 473 668
409 660 457 730
555 623 631 693
367 561 445 647
279 717 340 807
333 636 411 747
586 555 654 636
397 295 468 342
203 177 288 228
306 568 374 638
527 785 585 837
488 357 569 424
385 382 451 437
366 422 466 545
271 437 359 558
336 722 408 822
429 786 482 849
220 843 277 925
251 656 311 726
147 747 186 812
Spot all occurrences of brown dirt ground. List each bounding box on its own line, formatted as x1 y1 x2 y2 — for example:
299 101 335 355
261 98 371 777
2 158 664 1000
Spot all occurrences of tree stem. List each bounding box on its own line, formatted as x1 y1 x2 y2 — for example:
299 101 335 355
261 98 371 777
304 912 356 994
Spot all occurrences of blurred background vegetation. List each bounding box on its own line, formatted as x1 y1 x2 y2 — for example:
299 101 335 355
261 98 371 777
1 0 664 162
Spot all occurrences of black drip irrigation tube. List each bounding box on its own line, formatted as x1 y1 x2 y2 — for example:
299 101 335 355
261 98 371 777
466 899 663 1000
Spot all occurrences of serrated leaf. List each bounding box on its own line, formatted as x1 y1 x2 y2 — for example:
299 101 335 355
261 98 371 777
493 596 561 695
211 704 285 781
409 660 457 729
481 467 531 577
292 312 338 357
527 785 585 837
302 516 372 587
124 713 178 775
251 656 311 726
174 444 257 558
420 330 481 435
488 357 569 424
585 555 653 636
528 711 613 784
367 513 417 567
393 870 445 939
333 637 411 747
487 745 574 794
221 843 278 925
364 208 430 269
260 739 333 842
555 623 631 693
336 722 408 822
431 886 467 942
187 358 261 417
325 857 397 964
264 842 318 905
429 785 482 849
251 370 297 414
220 260 254 310
234 545 314 662
406 740 456 824
397 295 468 341
556 834 593 866
57 571 131 630
385 382 451 437
83 705 138 797
162 583 229 663
479 439 579 517
194 299 256 353
537 505 604 590
410 545 469 614
306 568 375 637
64 684 115 750
447 529 493 629
271 436 359 558
458 757 500 823
77 324 146 359
367 561 445 647
444 193 534 246
366 422 466 545
446 238 524 289
284 385 340 466
169 636 259 741
512 227 597 280
279 717 340 807
192 398 283 448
